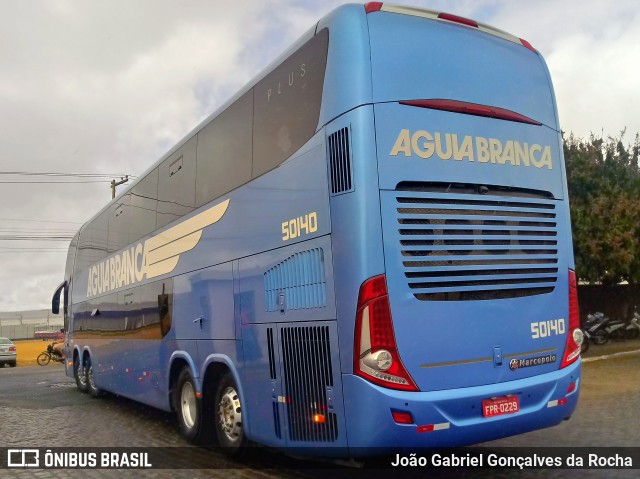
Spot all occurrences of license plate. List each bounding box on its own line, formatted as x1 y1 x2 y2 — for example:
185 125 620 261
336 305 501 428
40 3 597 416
482 396 519 418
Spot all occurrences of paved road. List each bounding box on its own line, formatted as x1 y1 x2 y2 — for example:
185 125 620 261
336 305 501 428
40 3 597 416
1 347 638 479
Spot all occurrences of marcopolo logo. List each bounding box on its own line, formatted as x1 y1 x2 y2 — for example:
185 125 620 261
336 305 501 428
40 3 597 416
86 199 229 298
389 129 553 169
510 354 557 371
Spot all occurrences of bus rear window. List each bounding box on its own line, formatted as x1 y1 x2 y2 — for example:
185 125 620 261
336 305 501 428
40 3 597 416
368 12 556 128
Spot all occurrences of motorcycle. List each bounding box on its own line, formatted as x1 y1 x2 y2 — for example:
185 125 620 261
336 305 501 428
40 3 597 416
624 311 640 340
582 312 611 345
37 342 65 366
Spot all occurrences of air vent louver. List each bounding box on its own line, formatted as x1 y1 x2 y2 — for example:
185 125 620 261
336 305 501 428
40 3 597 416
264 248 326 312
395 185 559 301
281 326 338 442
328 127 353 194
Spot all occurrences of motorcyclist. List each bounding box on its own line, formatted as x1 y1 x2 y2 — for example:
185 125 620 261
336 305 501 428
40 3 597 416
51 339 65 359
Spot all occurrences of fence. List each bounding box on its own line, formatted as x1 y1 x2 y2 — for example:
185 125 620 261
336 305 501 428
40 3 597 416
0 310 63 340
577 284 640 323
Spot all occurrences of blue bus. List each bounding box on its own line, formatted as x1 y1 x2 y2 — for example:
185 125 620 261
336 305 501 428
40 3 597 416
52 3 582 456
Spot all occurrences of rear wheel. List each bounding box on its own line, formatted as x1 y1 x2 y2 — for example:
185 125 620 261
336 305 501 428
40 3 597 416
591 329 609 345
580 331 589 354
86 357 104 398
214 372 246 456
37 352 50 366
626 328 639 340
74 355 88 393
174 368 212 444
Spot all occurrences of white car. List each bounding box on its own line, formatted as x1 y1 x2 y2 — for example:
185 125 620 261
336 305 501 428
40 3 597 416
0 337 17 367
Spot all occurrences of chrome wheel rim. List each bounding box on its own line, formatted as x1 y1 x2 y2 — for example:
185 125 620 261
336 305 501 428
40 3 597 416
218 386 242 443
76 361 86 387
180 381 197 429
88 365 96 390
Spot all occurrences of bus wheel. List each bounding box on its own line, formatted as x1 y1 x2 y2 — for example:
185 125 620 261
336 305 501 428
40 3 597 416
175 368 210 444
214 372 246 456
74 356 88 393
85 357 104 398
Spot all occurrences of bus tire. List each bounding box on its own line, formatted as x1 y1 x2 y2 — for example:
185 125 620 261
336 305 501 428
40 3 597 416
214 371 246 456
85 356 104 398
174 368 211 444
74 355 88 393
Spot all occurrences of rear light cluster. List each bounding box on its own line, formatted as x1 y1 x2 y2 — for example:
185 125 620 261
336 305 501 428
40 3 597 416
364 3 537 53
561 270 582 368
354 275 418 391
399 99 541 125
9 346 16 352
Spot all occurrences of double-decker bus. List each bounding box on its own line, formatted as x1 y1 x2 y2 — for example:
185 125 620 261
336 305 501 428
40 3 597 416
52 3 582 456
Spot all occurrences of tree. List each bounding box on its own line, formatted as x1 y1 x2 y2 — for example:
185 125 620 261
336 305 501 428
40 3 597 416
564 132 640 285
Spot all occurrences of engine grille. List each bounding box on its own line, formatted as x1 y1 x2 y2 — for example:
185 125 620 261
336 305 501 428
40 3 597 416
281 325 338 442
395 188 559 301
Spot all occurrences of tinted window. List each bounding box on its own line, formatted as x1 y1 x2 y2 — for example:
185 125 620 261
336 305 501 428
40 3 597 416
253 28 328 177
108 194 130 253
129 168 158 243
65 233 79 279
196 91 253 207
157 136 196 228
75 211 109 274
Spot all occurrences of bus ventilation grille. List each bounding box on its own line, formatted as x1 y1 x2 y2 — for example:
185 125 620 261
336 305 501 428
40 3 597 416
264 248 327 312
281 326 338 442
395 189 559 301
267 327 277 380
328 127 353 194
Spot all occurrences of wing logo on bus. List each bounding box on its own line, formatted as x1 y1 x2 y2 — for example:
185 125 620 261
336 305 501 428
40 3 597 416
86 199 230 298
389 129 553 169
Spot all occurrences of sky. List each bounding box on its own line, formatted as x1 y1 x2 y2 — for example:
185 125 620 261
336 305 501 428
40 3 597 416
0 0 638 312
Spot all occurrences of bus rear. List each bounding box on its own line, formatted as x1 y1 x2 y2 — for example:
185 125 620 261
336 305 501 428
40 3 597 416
337 4 581 449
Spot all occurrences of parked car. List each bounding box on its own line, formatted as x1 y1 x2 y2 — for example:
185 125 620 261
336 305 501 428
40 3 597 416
0 337 17 367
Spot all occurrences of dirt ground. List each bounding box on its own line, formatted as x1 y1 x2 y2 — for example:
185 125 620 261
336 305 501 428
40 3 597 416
13 340 64 367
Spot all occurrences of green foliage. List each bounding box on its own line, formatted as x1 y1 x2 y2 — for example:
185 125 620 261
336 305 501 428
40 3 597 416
565 131 640 285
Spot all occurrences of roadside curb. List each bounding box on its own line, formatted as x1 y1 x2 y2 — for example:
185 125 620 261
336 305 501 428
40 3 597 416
582 348 640 363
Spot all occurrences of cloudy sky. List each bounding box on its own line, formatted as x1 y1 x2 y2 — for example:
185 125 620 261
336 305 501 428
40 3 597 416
0 0 638 312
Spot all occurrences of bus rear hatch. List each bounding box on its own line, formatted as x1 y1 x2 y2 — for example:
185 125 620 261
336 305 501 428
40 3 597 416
367 7 574 392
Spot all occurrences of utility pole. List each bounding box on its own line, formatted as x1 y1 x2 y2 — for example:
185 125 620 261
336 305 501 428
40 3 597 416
110 175 129 199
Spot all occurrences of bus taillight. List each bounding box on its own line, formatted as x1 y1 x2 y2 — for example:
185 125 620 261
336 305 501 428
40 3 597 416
561 270 582 368
437 12 478 28
354 275 419 391
364 2 383 14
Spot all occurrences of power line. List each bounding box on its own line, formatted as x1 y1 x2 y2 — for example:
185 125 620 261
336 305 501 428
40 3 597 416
0 171 137 178
0 236 73 241
0 218 83 225
0 180 113 184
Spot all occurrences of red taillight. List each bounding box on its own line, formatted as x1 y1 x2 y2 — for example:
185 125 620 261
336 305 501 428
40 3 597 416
399 99 542 125
519 38 537 53
437 12 478 28
391 410 414 424
364 2 383 14
561 270 581 368
9 346 16 352
354 275 418 391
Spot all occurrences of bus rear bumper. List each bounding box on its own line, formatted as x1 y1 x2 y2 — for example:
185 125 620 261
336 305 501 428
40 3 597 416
341 360 580 452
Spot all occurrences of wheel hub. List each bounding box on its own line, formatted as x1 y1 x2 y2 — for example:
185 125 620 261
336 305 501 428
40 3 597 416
180 381 197 429
218 386 242 442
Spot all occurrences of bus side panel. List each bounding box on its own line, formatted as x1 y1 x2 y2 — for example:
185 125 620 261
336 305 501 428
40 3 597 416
174 262 235 341
238 236 346 447
325 105 385 376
